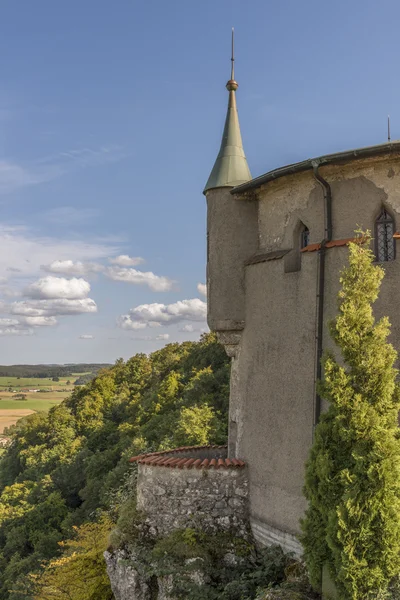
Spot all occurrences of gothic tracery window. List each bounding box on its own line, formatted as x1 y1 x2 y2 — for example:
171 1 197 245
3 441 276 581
375 208 395 262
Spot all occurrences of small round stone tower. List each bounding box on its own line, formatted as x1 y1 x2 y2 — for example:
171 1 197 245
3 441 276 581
203 31 258 459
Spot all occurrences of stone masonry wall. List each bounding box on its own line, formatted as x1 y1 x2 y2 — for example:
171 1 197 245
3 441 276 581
136 463 249 537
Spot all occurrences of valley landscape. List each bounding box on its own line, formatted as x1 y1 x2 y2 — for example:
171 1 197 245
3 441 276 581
0 365 110 437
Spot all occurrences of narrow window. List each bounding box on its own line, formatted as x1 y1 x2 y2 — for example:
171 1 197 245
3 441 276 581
375 208 395 262
285 222 309 273
300 226 310 250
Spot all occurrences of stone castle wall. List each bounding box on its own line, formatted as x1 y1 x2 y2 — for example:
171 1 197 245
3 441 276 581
137 461 249 537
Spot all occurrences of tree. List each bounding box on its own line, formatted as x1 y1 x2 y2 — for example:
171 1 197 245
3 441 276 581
0 333 230 600
173 404 215 447
301 232 400 599
31 515 113 600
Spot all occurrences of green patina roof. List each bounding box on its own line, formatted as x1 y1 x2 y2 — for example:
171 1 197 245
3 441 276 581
204 80 251 193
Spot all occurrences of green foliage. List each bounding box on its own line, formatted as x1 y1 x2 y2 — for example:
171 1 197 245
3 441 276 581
301 233 400 599
148 531 293 600
0 333 230 599
31 515 113 600
108 497 144 549
73 373 97 386
172 403 216 447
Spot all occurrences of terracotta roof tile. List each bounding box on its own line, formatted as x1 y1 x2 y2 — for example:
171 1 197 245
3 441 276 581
167 458 182 467
301 237 355 253
231 458 245 467
129 444 245 470
301 234 399 253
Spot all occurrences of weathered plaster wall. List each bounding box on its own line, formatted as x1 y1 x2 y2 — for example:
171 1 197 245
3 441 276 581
137 463 249 537
220 152 400 550
206 186 258 332
237 254 317 539
257 171 324 251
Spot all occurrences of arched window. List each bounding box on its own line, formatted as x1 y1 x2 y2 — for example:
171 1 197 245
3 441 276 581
285 222 309 273
300 225 310 250
375 208 395 262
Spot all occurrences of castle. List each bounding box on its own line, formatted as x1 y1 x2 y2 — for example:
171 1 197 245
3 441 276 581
105 39 400 600
204 37 400 553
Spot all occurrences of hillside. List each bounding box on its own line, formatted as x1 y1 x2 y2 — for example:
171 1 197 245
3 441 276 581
0 364 111 378
0 333 230 599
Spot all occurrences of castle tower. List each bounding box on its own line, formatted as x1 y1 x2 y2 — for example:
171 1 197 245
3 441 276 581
204 30 257 458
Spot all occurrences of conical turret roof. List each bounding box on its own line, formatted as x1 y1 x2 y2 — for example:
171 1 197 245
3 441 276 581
204 31 251 193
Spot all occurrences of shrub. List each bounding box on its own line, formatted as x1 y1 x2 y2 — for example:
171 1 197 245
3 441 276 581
108 497 144 549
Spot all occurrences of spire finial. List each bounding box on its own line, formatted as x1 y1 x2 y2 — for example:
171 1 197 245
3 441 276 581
226 28 238 92
231 27 235 81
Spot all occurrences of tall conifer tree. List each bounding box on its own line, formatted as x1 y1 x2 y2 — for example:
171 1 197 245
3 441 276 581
301 232 400 599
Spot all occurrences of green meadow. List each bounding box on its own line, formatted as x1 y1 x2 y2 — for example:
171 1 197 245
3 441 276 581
0 377 75 433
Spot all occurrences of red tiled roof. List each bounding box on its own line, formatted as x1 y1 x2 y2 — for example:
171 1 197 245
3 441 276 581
129 444 246 470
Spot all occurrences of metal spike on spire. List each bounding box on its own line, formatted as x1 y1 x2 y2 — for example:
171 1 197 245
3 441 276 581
203 28 251 193
231 27 235 81
388 115 391 142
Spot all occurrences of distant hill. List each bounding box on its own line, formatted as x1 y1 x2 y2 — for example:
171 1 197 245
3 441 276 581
0 364 111 378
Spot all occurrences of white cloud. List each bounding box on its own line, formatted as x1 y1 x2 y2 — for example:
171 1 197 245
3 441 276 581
20 316 57 327
79 334 94 340
130 333 170 341
197 283 207 297
117 317 148 330
0 160 55 194
0 318 20 326
0 146 125 194
118 298 207 330
41 260 103 277
108 255 144 267
179 323 210 334
0 224 119 279
24 276 90 300
0 286 21 298
0 326 33 336
106 267 173 292
180 324 195 332
11 297 97 317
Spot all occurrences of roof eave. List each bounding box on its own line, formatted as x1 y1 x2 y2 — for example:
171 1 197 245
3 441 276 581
231 141 400 195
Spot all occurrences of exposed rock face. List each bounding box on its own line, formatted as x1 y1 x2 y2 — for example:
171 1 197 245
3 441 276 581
104 550 152 600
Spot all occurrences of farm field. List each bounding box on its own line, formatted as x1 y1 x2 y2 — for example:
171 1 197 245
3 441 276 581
0 376 76 433
0 375 81 389
0 409 35 432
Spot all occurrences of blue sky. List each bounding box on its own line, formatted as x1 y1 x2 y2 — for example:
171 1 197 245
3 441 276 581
0 0 398 364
